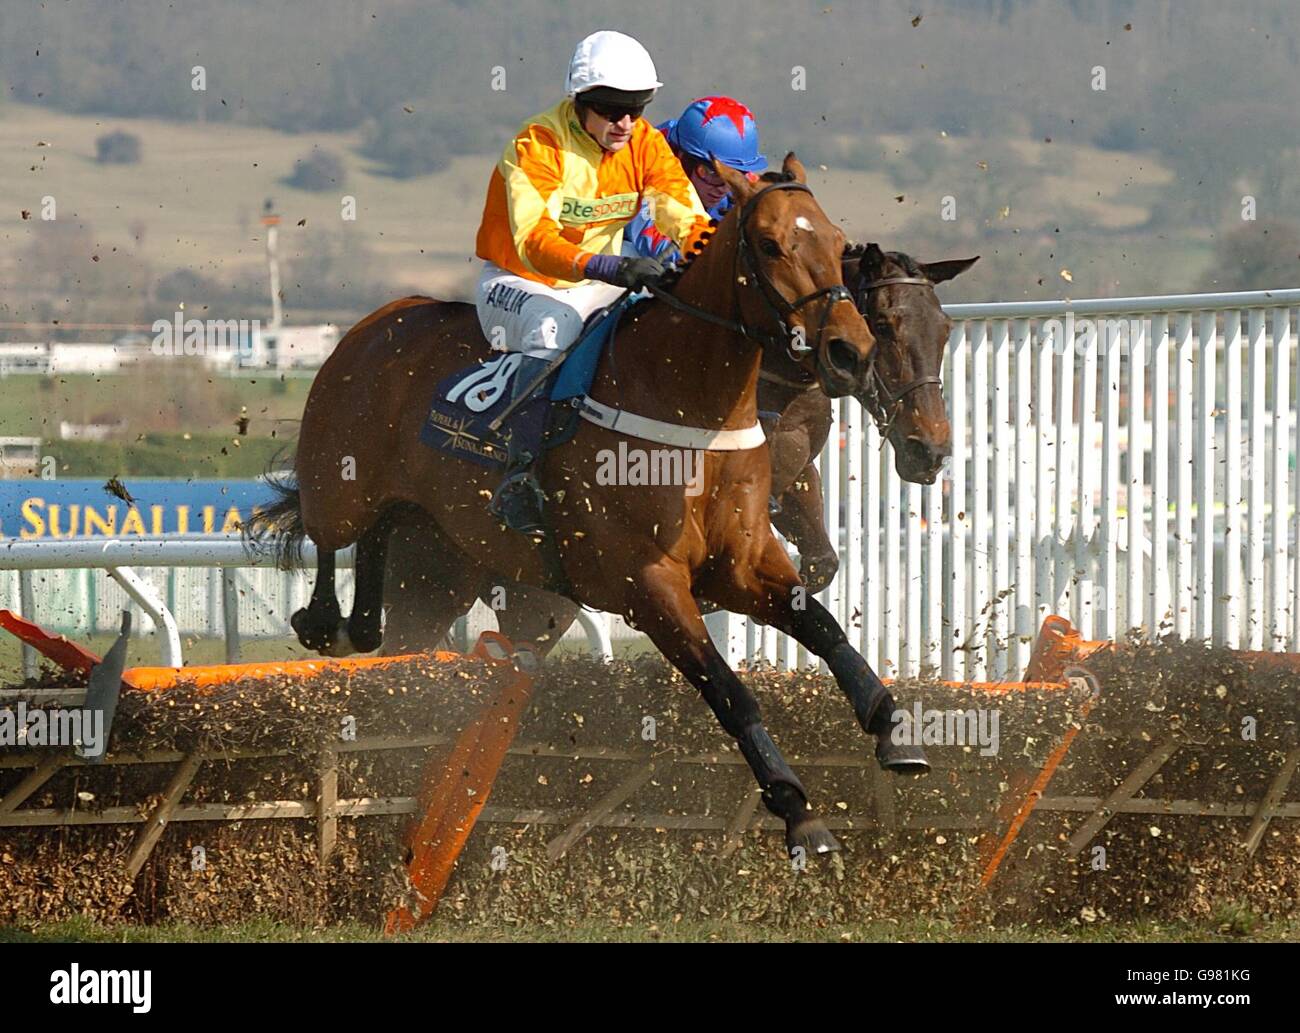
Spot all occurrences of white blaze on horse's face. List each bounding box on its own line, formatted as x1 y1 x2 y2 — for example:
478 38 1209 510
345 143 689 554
795 216 815 233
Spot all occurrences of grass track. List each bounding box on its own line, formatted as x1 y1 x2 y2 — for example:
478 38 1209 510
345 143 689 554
2 913 1292 944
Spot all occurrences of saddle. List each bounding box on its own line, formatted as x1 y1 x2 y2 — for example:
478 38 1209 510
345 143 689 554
419 295 639 467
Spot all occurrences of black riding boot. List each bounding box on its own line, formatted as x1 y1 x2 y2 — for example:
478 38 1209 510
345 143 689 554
488 432 546 535
487 354 551 534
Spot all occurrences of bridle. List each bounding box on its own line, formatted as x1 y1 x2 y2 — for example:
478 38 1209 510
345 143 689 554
853 274 944 440
755 269 946 439
646 180 855 361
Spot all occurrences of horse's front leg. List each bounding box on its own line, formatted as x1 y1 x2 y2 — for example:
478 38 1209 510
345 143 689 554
771 458 839 594
708 536 929 774
765 394 838 594
628 555 841 856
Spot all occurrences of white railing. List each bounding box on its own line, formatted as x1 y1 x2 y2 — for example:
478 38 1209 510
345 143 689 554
0 535 615 670
715 287 1300 679
6 288 1299 680
0 536 352 674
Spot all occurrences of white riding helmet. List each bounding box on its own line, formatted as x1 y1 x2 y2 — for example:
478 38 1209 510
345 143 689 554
565 30 663 96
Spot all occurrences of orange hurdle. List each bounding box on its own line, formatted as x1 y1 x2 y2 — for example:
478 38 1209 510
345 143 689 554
384 632 537 934
121 652 456 691
1021 613 1113 683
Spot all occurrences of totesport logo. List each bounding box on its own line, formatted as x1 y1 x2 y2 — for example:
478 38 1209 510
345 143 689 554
559 192 638 225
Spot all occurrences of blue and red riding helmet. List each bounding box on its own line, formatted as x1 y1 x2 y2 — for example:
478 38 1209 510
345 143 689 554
664 96 768 173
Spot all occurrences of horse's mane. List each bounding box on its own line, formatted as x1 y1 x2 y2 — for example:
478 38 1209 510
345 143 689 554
882 250 924 277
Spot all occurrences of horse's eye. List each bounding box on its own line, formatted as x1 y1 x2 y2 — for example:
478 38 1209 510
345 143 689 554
760 238 783 258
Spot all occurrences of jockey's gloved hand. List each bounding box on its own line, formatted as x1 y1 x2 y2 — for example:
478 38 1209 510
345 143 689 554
612 256 668 290
584 254 667 290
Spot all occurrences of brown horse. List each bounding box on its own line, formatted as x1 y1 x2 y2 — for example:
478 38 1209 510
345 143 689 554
380 244 978 654
761 243 978 592
247 154 926 856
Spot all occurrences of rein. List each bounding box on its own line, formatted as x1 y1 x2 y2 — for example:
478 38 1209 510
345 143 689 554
758 368 819 391
577 179 855 451
646 180 854 360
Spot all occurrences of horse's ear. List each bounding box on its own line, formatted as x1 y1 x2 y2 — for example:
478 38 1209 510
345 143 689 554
712 158 755 204
782 151 807 184
852 241 884 276
920 255 980 284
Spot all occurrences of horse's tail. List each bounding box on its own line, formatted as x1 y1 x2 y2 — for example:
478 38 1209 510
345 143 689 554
242 449 308 571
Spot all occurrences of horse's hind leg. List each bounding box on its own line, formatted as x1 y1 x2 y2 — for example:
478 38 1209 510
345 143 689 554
290 549 347 654
630 558 839 857
291 506 402 657
379 511 485 655
340 508 403 654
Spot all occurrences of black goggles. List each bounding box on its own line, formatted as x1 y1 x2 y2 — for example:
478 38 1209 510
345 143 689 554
586 101 645 123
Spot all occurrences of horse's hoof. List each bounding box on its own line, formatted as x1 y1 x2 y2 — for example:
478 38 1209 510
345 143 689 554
786 816 841 856
875 737 931 775
290 608 328 652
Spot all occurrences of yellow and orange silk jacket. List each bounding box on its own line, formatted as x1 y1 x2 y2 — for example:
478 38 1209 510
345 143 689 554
475 98 713 288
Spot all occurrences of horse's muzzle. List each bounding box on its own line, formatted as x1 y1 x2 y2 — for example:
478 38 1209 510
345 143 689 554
818 338 865 396
897 434 951 485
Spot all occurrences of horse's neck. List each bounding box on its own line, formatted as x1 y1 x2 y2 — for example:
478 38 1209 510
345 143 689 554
594 223 761 431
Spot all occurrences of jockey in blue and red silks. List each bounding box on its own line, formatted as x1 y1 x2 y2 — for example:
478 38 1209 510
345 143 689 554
622 96 768 263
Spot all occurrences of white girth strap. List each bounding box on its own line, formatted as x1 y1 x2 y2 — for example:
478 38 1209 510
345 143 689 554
577 396 766 451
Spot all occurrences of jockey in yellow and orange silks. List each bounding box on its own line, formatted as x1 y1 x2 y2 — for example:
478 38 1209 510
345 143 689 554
474 29 714 532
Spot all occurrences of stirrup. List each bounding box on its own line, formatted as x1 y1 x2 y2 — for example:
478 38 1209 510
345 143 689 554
489 473 546 535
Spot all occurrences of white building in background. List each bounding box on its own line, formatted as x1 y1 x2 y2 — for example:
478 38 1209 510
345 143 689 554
0 343 48 375
238 324 340 370
0 437 41 478
0 340 143 376
0 341 144 376
49 342 141 374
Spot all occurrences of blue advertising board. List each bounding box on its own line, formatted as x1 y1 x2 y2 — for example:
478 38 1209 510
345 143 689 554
0 479 281 540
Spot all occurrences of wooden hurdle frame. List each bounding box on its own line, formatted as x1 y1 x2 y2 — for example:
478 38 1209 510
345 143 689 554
978 615 1300 886
0 612 538 927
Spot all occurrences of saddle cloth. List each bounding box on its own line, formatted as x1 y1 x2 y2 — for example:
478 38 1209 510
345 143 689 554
419 295 639 468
